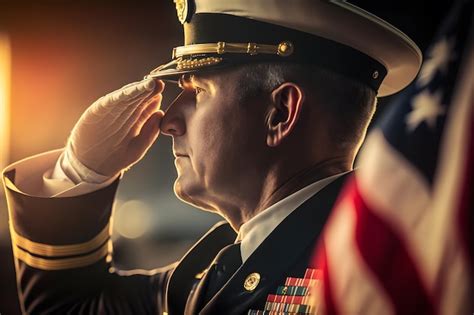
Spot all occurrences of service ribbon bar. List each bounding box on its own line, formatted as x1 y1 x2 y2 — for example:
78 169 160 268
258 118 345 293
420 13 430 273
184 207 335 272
248 268 321 315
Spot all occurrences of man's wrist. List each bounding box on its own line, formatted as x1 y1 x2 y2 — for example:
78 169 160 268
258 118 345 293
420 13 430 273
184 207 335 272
62 145 117 184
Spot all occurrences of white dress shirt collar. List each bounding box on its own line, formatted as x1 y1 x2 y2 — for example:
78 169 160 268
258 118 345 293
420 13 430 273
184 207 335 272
237 171 349 263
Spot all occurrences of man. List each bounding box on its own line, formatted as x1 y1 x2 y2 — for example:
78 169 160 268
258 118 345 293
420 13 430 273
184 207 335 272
2 1 422 314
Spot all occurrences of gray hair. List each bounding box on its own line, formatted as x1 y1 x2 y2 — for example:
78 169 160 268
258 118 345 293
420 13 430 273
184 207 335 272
235 62 377 150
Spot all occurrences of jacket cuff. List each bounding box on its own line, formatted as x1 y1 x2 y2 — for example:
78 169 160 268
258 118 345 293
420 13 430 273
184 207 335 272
3 168 120 270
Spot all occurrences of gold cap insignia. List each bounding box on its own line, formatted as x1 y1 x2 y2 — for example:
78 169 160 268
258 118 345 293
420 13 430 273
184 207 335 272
244 272 261 292
174 0 193 24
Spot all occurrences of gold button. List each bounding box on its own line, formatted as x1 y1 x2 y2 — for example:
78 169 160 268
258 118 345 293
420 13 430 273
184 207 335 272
247 42 258 55
217 42 226 54
277 41 294 57
244 272 261 291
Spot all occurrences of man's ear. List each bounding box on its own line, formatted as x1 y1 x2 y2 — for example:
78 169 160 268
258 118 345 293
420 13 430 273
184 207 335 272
266 82 305 147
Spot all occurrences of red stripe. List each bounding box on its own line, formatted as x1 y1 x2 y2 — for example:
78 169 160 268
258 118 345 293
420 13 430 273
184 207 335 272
266 294 305 304
313 240 339 315
284 277 317 287
456 107 474 312
349 178 436 315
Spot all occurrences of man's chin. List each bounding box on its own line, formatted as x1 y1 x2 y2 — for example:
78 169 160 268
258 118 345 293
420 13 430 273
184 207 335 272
173 178 215 212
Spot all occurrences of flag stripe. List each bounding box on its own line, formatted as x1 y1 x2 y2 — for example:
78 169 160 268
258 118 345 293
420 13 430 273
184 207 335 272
358 132 441 290
428 37 474 314
459 111 473 270
310 2 473 313
351 178 436 315
315 241 338 315
455 61 474 267
325 195 394 315
359 96 472 314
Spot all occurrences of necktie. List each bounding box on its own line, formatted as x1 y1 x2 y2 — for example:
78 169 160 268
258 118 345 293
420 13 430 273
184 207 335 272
185 242 242 314
203 242 242 304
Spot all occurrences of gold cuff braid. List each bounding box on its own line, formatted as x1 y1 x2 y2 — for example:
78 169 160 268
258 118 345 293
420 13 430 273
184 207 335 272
10 223 110 257
13 240 111 271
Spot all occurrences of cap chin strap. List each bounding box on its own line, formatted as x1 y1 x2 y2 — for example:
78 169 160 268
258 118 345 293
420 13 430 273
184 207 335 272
172 41 294 58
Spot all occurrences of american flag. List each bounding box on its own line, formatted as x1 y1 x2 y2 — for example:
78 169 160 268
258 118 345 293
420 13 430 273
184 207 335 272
311 1 473 314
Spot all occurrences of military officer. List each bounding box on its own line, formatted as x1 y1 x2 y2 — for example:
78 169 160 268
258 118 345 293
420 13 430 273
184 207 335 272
2 0 422 314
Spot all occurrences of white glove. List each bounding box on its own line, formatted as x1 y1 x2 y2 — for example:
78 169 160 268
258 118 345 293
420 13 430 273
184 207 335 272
66 78 165 178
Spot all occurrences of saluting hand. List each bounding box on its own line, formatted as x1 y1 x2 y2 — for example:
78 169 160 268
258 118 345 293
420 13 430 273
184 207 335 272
67 78 165 177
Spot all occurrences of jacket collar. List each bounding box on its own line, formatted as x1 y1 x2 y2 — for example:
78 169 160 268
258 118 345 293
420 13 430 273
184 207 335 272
200 172 351 314
166 221 236 315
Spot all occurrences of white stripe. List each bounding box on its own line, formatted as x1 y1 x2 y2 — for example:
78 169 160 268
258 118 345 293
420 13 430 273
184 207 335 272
325 199 394 315
432 36 473 315
358 131 432 234
357 131 436 287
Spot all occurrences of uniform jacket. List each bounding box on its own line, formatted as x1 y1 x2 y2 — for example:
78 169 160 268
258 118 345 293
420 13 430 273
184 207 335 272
3 168 349 314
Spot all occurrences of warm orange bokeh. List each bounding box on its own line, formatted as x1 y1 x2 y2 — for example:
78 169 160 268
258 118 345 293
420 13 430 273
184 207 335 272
3 4 180 163
0 33 10 172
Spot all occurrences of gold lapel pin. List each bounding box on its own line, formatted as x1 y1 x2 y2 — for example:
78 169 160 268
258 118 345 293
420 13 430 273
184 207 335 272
244 272 261 292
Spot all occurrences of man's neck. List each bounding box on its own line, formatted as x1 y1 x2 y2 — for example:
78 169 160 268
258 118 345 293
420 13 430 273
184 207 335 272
240 157 351 227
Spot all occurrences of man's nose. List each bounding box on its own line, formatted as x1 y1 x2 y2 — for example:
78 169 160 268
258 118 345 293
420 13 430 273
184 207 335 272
160 91 191 137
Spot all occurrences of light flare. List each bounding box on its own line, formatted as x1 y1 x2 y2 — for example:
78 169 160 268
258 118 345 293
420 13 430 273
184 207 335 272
0 33 11 177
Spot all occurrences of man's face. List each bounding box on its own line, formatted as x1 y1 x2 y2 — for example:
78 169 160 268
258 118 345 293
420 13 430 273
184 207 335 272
160 69 270 212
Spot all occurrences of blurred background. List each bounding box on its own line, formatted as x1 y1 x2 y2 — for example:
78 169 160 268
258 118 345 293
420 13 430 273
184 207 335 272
0 1 450 314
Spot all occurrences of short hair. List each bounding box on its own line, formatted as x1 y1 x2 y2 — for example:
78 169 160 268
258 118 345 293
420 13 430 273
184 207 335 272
236 62 377 151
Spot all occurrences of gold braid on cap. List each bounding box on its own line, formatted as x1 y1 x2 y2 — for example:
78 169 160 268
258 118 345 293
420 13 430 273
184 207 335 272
176 57 223 70
172 41 293 71
172 41 294 59
145 41 293 78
